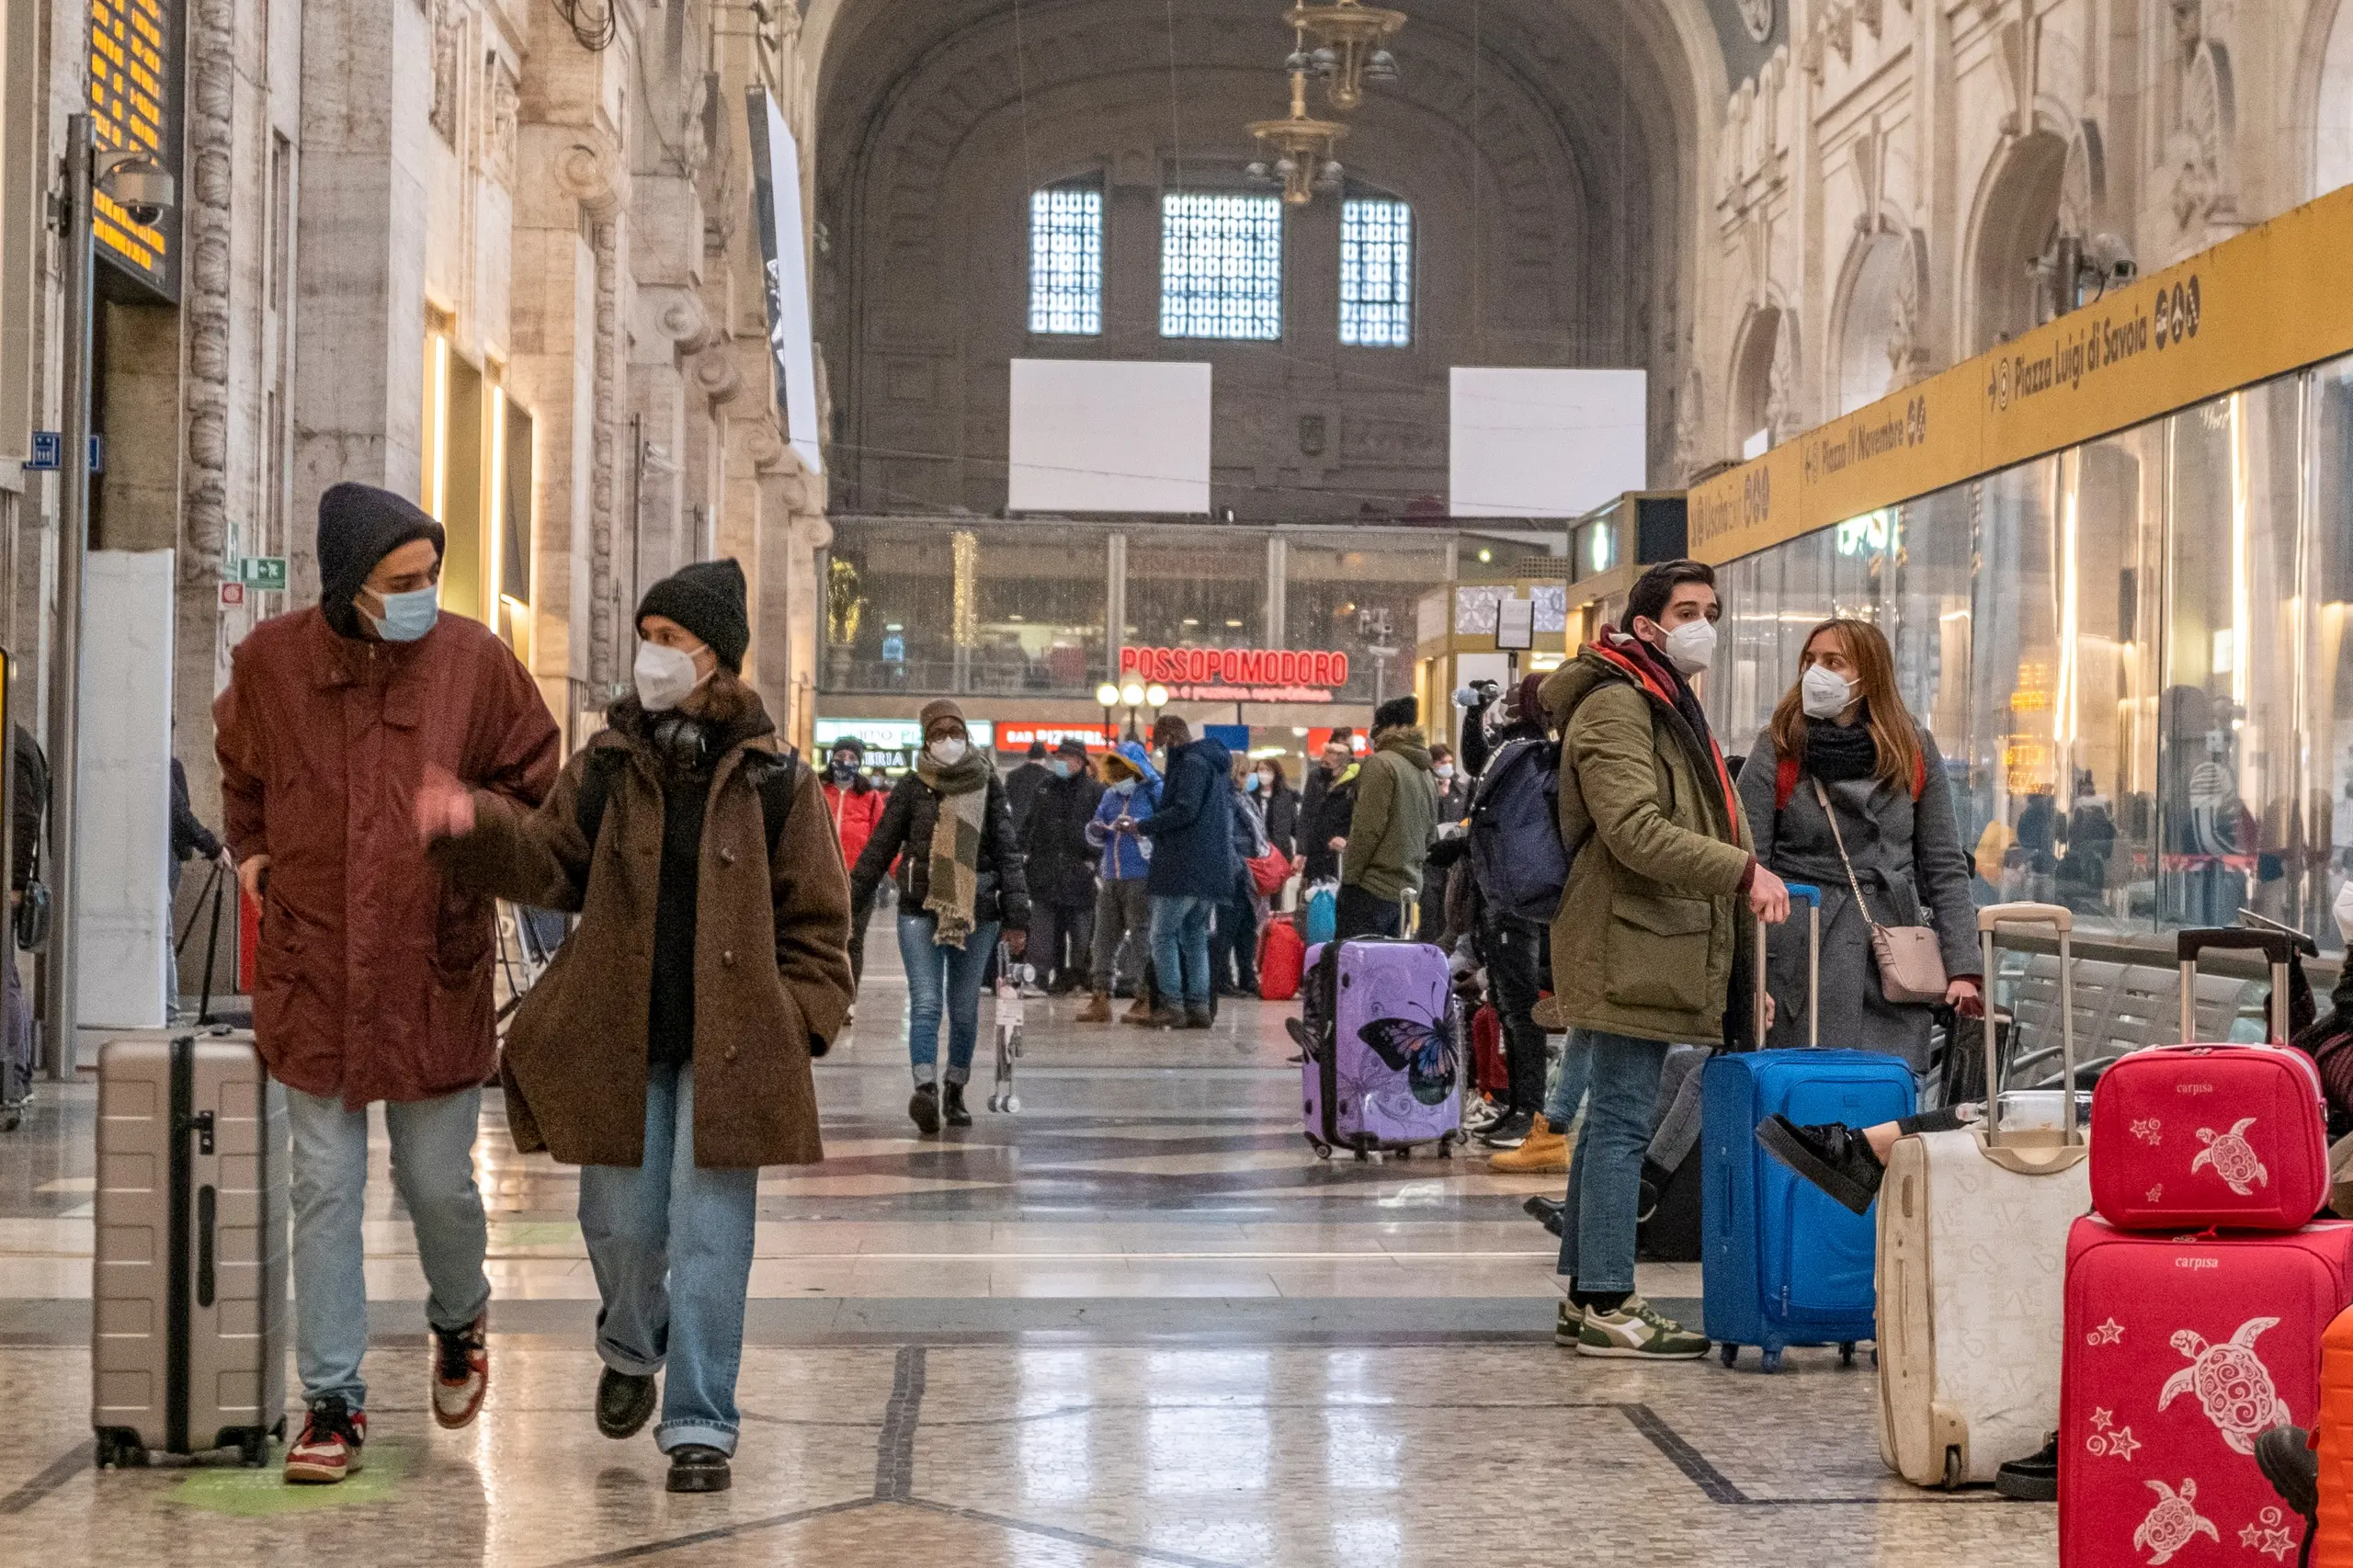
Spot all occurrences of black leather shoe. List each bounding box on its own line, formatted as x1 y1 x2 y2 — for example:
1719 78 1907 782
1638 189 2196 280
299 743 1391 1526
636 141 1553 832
942 1083 973 1127
665 1444 732 1493
908 1083 941 1135
1995 1434 2061 1502
596 1366 656 1439
1756 1114 1885 1215
1522 1194 1565 1237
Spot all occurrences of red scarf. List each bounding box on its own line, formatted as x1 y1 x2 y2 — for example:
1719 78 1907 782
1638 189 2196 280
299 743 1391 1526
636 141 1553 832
1582 626 1742 846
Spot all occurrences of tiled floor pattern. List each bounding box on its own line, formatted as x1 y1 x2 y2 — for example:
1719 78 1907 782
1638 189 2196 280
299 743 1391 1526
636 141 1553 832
0 923 2057 1563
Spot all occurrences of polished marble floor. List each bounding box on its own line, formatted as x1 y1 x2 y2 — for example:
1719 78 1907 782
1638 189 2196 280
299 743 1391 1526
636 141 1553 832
0 925 2057 1564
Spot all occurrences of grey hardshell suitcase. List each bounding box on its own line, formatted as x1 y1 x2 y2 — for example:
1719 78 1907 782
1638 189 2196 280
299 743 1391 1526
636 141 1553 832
93 1029 289 1467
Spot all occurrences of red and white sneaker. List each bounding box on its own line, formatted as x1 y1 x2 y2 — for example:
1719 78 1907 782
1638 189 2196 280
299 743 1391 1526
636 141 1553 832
284 1396 367 1484
431 1311 490 1429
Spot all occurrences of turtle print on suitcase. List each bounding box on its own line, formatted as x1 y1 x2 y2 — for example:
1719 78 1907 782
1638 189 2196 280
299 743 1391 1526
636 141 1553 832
2134 1478 2221 1565
2157 1316 2292 1456
2192 1119 2270 1197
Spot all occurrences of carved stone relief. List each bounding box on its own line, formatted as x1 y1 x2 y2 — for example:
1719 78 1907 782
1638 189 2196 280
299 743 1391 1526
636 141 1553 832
429 0 465 147
2167 41 2238 231
1765 310 1801 442
1738 0 1774 44
483 56 517 187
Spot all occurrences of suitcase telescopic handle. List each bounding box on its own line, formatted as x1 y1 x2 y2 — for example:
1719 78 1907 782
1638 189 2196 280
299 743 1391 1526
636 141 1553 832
1975 902 2078 1146
2175 927 2296 1044
1753 881 1822 1050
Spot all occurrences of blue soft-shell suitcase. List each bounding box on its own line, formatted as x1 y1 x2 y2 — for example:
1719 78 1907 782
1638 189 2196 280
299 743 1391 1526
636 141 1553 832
1700 884 1915 1370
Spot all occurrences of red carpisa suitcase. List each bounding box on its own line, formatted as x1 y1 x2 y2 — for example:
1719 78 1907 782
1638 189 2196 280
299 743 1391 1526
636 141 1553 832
2060 1216 2353 1568
2089 929 2328 1233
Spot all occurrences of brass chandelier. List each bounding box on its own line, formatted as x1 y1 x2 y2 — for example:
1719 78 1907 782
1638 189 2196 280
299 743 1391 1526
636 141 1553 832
1245 69 1349 206
1244 1 1403 207
1285 0 1404 113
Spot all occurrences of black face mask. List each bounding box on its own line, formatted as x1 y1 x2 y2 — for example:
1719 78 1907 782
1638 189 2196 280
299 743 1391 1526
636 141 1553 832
830 760 858 783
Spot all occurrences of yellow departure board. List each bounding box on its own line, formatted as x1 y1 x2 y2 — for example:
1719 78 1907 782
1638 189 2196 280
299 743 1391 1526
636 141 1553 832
86 0 179 299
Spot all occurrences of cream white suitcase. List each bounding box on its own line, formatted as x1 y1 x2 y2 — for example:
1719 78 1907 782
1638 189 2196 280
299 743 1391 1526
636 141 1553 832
1876 903 2089 1488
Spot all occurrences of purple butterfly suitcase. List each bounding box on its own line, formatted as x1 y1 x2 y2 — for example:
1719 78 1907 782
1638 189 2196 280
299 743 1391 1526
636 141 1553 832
1300 938 1461 1159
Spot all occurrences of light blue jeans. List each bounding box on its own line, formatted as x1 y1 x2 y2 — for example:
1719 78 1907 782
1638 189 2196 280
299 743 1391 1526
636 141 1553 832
1554 1028 1671 1296
1149 893 1216 1007
1543 1031 1595 1130
577 1061 758 1455
897 913 1001 1085
286 1085 492 1413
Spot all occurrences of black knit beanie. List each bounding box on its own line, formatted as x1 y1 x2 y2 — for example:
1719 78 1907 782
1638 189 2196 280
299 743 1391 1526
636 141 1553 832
316 483 444 637
636 559 750 672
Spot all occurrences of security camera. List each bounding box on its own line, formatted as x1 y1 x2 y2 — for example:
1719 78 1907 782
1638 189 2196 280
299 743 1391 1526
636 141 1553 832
2085 233 2136 284
96 152 174 226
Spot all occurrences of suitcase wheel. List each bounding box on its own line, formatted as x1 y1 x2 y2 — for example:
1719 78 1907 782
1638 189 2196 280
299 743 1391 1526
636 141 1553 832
1943 1446 1964 1491
1718 1343 1739 1369
1838 1341 1857 1368
1394 1145 1413 1161
238 1430 269 1468
1436 1132 1455 1159
1759 1346 1785 1373
1352 1147 1370 1163
1305 1134 1332 1160
93 1430 147 1470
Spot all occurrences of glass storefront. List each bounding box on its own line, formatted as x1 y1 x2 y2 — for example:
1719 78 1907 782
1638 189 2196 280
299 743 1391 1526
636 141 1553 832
824 519 1554 704
1708 354 2353 950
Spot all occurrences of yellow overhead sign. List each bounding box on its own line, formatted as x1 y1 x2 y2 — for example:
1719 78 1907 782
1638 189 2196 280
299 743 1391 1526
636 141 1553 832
1692 179 2353 562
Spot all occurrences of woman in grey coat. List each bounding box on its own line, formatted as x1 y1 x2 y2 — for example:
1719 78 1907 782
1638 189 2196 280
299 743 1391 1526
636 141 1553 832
1738 619 1981 1069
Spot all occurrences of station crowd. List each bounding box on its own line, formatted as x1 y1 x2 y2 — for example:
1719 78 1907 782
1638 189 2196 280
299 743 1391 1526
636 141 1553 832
99 487 2353 1545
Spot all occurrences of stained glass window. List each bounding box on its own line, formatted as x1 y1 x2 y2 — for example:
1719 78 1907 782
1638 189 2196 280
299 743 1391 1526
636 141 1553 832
1160 194 1283 341
1340 198 1412 347
1029 184 1104 335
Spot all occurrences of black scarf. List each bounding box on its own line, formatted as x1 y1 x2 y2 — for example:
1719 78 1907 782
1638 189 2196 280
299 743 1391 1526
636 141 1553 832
1805 714 1880 784
1618 631 1716 754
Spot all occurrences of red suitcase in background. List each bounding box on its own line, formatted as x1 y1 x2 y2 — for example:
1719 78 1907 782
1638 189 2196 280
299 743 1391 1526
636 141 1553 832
2089 929 2329 1233
2061 1217 2353 1568
1257 920 1303 1002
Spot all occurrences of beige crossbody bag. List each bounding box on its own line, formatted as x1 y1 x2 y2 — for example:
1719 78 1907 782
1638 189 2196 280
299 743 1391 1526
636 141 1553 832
1813 776 1949 1006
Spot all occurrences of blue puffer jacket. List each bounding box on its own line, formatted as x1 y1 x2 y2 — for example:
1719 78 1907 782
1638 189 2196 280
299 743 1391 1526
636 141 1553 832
1139 735 1240 899
1086 742 1162 881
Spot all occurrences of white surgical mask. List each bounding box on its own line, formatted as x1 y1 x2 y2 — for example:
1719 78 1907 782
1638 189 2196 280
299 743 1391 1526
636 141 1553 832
633 641 707 711
928 737 968 767
1801 664 1857 720
1434 763 1455 782
1658 618 1717 676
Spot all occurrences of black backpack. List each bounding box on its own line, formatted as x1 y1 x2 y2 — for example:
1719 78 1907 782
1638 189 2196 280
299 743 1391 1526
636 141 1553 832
1465 735 1568 922
575 745 801 863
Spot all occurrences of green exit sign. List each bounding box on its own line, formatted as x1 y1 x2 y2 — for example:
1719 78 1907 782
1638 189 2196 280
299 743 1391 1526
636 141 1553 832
238 557 288 592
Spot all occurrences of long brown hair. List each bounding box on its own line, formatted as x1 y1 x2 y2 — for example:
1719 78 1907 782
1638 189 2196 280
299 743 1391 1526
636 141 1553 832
1768 618 1923 792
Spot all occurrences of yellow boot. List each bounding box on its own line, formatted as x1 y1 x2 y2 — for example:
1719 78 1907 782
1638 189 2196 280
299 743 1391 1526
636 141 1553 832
1489 1115 1570 1174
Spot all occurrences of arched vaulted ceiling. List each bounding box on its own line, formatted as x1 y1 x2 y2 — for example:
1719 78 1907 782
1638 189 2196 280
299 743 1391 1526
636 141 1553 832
801 0 1729 518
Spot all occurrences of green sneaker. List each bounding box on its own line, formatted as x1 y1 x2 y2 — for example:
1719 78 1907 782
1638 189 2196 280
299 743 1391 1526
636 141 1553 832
1576 1296 1710 1359
1553 1299 1585 1346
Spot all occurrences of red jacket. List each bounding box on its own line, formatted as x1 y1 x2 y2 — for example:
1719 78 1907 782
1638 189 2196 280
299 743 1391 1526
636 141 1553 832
215 608 559 1108
824 777 887 869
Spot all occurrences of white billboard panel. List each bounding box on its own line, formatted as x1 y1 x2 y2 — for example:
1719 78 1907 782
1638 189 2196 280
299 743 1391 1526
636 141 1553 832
1449 368 1647 517
1007 359 1211 515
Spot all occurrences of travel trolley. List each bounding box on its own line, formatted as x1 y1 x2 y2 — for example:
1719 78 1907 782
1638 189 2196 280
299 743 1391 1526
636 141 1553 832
989 941 1029 1114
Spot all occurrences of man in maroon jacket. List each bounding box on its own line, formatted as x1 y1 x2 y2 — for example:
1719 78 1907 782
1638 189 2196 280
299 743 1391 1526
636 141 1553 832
216 483 559 1484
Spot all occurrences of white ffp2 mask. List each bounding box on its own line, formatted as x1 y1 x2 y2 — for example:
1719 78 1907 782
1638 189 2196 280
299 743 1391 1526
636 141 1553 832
928 737 968 767
1802 664 1857 720
633 641 706 711
1659 618 1717 676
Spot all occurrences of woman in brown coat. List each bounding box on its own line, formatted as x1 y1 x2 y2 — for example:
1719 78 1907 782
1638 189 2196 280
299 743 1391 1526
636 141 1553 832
419 561 852 1495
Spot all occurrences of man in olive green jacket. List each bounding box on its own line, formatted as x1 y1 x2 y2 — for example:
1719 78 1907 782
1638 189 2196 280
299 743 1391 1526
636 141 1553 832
1337 695 1438 939
1540 560 1791 1361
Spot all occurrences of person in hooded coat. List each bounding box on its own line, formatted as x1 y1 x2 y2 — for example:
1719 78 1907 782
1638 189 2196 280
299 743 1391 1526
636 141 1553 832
1137 714 1237 1028
1078 741 1161 1022
421 559 853 1495
215 482 561 1484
